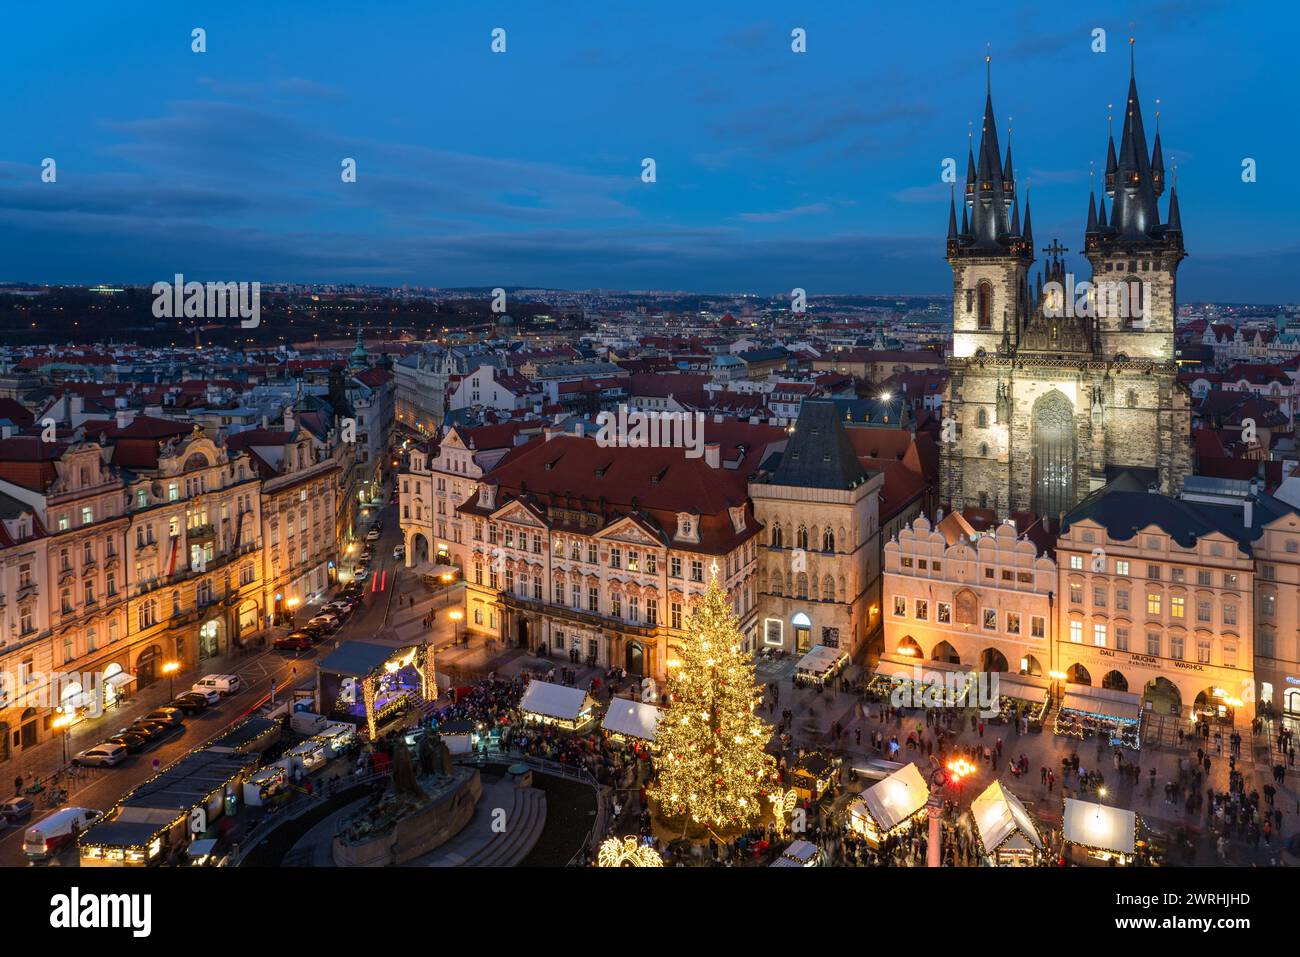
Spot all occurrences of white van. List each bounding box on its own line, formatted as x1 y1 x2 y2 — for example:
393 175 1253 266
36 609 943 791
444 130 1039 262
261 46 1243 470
192 674 242 696
24 806 103 860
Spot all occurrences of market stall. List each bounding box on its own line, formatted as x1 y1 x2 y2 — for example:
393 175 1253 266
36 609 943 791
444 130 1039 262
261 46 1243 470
769 839 823 867
992 674 1050 730
1062 797 1139 865
80 750 259 866
969 780 1044 866
1055 688 1142 749
793 644 849 688
601 699 663 743
286 738 330 776
517 679 598 732
242 765 287 807
789 750 841 801
847 762 930 846
866 654 976 708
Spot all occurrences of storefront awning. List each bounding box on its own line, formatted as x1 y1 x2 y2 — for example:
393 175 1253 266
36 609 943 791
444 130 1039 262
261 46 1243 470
994 674 1049 702
1062 798 1137 855
971 780 1043 853
104 672 136 689
1061 688 1142 723
795 644 848 677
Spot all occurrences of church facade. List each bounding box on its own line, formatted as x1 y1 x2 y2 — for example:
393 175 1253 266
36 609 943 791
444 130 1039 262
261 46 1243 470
940 57 1193 521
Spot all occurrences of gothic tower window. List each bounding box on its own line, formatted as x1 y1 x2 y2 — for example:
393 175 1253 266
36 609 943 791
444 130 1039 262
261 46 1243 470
1126 389 1138 408
977 280 993 329
978 442 989 457
976 408 988 428
1031 390 1076 518
770 523 783 548
1123 277 1144 327
796 525 809 550
822 528 834 552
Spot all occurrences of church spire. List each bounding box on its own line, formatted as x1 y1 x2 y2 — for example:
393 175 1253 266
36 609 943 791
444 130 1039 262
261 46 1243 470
1109 36 1161 239
1022 190 1033 247
1150 102 1165 197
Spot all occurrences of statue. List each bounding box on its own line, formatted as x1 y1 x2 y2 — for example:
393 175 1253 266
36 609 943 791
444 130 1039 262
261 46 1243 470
417 731 454 780
390 741 425 799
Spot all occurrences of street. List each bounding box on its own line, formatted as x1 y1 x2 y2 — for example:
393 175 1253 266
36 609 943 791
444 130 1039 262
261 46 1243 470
0 498 446 866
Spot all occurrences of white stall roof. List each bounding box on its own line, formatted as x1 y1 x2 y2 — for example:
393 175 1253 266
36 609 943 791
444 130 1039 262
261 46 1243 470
601 699 662 741
1062 798 1137 855
860 762 929 833
769 839 820 867
518 680 593 721
795 644 847 675
971 780 1043 852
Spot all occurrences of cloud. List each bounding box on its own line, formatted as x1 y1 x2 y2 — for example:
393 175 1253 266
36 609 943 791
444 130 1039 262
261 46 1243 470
891 183 951 204
735 203 830 222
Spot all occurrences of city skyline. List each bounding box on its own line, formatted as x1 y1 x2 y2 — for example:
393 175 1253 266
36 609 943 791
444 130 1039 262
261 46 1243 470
1 0 1295 302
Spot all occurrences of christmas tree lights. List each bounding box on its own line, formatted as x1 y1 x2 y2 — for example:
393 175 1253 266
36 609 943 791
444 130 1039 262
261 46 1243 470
649 572 775 832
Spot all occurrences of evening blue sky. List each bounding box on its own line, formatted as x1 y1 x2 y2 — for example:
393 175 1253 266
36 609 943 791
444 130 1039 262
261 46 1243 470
1 0 1294 301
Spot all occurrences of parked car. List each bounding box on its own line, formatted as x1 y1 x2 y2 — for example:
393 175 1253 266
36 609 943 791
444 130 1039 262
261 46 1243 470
353 569 372 584
284 629 322 646
1 797 35 823
307 613 339 631
103 732 149 754
74 743 129 767
300 622 327 640
125 721 170 742
142 707 184 727
273 633 313 653
169 693 209 714
23 807 103 860
323 600 354 617
393 545 405 560
186 687 221 706
192 674 241 696
365 529 380 542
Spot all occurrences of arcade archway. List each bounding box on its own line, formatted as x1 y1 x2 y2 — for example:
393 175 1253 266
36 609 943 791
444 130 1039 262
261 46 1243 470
1065 663 1092 686
410 533 430 565
979 648 1009 672
1101 670 1129 692
932 641 960 664
1143 677 1181 718
897 635 923 659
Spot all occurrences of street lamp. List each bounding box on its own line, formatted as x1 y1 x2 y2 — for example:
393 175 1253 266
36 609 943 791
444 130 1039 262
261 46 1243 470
162 660 180 699
52 711 73 766
449 609 464 646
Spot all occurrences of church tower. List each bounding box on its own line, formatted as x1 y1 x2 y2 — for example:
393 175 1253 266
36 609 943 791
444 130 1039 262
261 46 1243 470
941 47 1192 522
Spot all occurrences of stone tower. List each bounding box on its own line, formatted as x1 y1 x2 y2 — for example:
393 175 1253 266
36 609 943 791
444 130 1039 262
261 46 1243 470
940 51 1193 521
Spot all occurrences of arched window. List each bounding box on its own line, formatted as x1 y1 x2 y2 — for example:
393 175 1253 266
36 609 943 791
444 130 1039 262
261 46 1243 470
977 281 993 330
1126 389 1138 408
796 526 809 550
822 575 836 603
822 528 835 552
795 573 809 599
770 570 784 596
770 523 783 548
978 442 989 457
976 407 988 428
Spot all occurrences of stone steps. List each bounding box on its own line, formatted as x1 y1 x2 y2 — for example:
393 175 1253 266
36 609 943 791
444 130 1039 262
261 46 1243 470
459 785 546 868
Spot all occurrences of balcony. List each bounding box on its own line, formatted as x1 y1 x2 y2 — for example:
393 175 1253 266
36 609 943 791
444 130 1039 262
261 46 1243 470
500 592 660 640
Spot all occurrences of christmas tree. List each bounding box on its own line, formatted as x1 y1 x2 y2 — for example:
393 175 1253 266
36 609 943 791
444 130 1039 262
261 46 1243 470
650 570 775 832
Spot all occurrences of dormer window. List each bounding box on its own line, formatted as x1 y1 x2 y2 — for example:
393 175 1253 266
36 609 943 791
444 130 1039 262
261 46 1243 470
729 506 746 534
675 512 698 543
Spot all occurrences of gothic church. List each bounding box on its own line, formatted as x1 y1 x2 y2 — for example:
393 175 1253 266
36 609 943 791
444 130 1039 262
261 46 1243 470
940 51 1193 521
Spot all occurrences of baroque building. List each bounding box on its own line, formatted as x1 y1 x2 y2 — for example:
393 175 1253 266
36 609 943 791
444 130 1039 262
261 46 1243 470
941 54 1193 520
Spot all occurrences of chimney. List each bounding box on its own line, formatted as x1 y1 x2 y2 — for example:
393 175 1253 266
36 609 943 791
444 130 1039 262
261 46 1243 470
284 409 295 433
704 442 721 469
115 410 133 429
1244 498 1253 529
71 395 85 416
544 425 561 441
